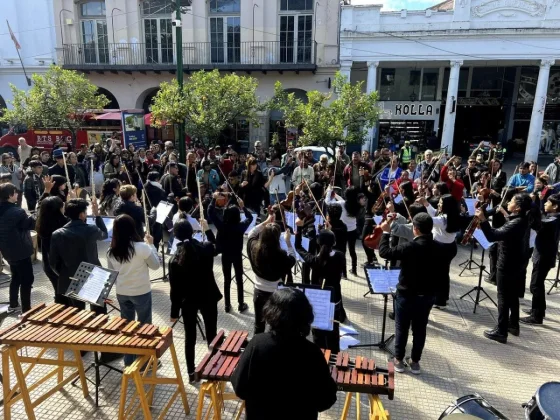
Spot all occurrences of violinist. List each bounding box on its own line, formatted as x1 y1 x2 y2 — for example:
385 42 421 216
265 155 288 205
378 156 402 190
489 159 507 200
485 160 507 286
296 182 324 285
440 157 465 202
534 176 553 211
476 193 533 343
461 158 480 196
521 194 560 325
388 202 428 246
417 150 440 184
344 152 370 188
313 154 331 190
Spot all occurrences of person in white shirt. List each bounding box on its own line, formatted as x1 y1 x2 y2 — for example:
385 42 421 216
17 137 32 166
264 155 288 204
418 194 460 308
173 196 202 231
107 214 160 366
292 154 315 188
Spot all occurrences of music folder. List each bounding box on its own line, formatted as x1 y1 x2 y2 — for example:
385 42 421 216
65 262 119 307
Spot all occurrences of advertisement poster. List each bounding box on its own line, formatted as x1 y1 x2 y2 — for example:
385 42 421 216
121 112 146 149
86 131 114 147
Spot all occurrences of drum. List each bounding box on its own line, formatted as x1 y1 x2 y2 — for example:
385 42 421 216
439 394 509 420
524 382 560 420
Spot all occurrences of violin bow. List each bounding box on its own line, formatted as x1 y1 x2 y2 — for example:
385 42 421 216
90 157 95 200
275 189 288 231
122 161 134 186
499 163 520 208
61 152 73 194
302 177 327 224
217 163 241 202
396 183 412 221
135 167 153 209
197 176 206 241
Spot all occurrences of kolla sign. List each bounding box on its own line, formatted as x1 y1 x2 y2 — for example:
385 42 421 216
394 103 434 116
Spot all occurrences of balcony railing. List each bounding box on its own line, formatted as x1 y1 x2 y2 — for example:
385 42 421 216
62 41 317 71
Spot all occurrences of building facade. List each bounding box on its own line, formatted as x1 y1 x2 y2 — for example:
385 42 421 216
53 0 341 149
0 0 57 134
341 0 560 161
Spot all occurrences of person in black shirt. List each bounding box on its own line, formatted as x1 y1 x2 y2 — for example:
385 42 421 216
521 194 560 325
161 163 183 198
114 184 145 237
295 228 345 352
169 219 221 382
379 213 444 374
231 288 337 420
208 195 253 313
48 149 76 185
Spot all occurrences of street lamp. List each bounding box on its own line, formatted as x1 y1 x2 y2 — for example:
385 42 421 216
59 8 72 47
111 8 123 44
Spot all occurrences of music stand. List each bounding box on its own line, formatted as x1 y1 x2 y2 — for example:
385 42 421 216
279 283 335 332
459 229 497 313
349 267 398 357
65 262 121 406
150 241 169 283
458 239 483 277
547 253 560 295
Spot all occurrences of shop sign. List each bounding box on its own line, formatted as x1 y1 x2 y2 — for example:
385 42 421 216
379 101 440 120
394 103 434 116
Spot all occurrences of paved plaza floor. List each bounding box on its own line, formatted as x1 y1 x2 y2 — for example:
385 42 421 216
1 235 559 420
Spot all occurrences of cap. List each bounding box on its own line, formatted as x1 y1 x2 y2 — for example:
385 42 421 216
53 149 64 158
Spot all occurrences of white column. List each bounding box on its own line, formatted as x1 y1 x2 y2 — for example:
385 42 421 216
525 59 555 162
364 61 379 152
441 60 463 153
340 60 352 81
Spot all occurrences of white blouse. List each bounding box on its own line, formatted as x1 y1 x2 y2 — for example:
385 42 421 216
325 187 357 232
426 204 457 244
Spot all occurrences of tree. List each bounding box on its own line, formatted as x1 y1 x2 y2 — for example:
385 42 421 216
0 65 109 144
150 69 262 149
271 72 380 156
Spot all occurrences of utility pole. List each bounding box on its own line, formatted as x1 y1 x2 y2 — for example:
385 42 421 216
173 0 187 163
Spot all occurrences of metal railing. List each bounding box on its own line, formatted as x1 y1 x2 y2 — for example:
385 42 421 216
62 41 317 68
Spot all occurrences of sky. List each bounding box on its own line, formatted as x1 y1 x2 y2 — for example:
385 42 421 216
350 0 444 11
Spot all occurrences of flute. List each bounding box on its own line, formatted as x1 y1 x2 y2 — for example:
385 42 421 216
61 152 73 194
90 158 95 199
142 189 150 235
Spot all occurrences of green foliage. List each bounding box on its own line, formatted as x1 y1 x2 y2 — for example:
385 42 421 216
151 70 262 149
0 65 109 142
271 72 380 155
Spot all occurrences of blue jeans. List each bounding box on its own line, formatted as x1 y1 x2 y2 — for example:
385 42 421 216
117 292 153 366
269 193 286 205
394 292 434 362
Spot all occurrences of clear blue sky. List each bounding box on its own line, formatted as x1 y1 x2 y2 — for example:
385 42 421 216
351 0 444 10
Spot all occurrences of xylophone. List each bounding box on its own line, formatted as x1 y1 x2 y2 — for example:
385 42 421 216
0 303 189 420
193 330 394 420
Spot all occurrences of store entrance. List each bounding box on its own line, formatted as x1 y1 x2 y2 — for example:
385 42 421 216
378 119 434 152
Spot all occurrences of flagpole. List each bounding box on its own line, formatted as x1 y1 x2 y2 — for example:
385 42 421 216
6 20 31 87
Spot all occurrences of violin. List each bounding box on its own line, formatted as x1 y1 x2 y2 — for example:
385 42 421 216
364 211 395 250
280 190 295 210
215 192 229 208
371 191 388 214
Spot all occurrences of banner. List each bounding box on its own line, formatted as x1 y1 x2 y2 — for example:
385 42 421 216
121 111 146 150
86 130 114 147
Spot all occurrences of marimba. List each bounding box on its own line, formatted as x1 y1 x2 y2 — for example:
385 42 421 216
193 330 394 420
0 303 189 420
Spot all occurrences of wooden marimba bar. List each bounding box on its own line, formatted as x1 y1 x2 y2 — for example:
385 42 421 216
0 303 189 420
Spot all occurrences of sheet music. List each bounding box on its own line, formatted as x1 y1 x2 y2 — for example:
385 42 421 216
366 268 400 294
240 211 258 235
472 228 494 250
314 215 323 232
393 194 403 204
78 266 110 303
304 288 334 331
340 335 360 350
464 198 477 216
279 236 308 262
284 212 296 231
339 324 358 336
155 202 174 224
86 217 114 242
170 232 205 255
529 229 537 249
373 215 383 225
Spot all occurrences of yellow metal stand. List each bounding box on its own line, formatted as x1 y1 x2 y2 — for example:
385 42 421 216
195 381 245 420
340 391 390 420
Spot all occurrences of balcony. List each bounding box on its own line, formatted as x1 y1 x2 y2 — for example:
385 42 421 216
61 41 317 73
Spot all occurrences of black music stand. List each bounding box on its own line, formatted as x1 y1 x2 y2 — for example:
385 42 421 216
349 267 397 357
66 263 122 406
279 283 335 332
150 241 169 283
458 239 483 276
459 231 497 313
547 253 560 295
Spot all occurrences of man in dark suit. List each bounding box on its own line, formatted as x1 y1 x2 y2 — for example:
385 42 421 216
48 149 75 185
378 212 444 375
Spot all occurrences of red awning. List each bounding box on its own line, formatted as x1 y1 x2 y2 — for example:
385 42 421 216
145 113 167 126
95 111 122 120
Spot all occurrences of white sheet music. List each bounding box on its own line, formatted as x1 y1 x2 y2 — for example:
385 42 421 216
366 268 400 294
170 232 205 255
86 217 114 242
473 228 494 250
279 236 309 262
240 212 258 235
155 202 174 224
373 215 383 225
304 288 334 331
464 198 477 216
285 212 296 231
78 267 110 303
393 194 403 204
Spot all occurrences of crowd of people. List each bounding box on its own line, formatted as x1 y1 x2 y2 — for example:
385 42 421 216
1 132 560 419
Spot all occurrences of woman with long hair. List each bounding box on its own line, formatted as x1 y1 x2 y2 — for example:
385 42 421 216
103 154 121 180
247 212 296 334
325 185 360 275
240 157 265 214
169 219 222 382
476 193 533 343
107 214 159 366
231 288 337 420
418 194 460 308
99 178 120 216
37 174 68 208
36 196 68 301
295 227 345 352
428 181 450 208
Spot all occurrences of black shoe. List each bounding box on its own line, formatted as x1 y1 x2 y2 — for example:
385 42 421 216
484 276 497 286
484 328 507 344
388 312 395 320
224 304 231 313
508 326 520 337
520 315 543 325
238 303 249 313
188 373 195 383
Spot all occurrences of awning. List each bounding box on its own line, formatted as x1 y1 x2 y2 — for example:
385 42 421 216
95 111 122 120
144 113 167 126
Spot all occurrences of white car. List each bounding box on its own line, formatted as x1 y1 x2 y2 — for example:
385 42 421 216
293 146 335 162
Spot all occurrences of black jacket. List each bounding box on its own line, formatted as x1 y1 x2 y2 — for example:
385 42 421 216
48 163 75 185
161 173 183 198
480 214 529 274
23 172 45 206
534 213 560 268
247 228 296 282
378 232 443 296
208 199 253 256
169 229 222 318
231 332 337 420
241 169 265 212
330 219 348 254
50 218 108 294
144 182 167 213
114 199 145 237
0 202 36 262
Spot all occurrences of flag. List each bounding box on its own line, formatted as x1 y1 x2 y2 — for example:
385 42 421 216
6 20 21 50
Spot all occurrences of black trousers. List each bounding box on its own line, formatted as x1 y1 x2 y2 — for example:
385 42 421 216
9 257 34 312
394 293 434 362
302 262 311 285
222 254 244 306
488 244 498 283
518 249 532 298
362 218 378 265
530 258 552 320
41 248 64 303
497 270 519 335
435 241 457 307
347 229 358 271
253 289 273 334
183 301 218 374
